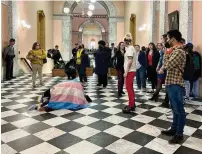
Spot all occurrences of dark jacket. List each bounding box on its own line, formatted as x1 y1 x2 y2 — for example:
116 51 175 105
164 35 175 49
146 50 160 69
193 51 201 81
115 50 124 72
138 51 146 68
95 47 109 75
72 48 78 58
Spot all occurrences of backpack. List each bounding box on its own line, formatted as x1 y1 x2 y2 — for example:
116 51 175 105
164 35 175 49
182 53 195 81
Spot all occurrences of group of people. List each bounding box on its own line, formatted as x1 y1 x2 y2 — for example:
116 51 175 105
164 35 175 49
3 29 202 145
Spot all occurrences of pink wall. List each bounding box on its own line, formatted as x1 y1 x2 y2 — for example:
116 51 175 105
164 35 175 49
192 1 202 96
168 1 180 14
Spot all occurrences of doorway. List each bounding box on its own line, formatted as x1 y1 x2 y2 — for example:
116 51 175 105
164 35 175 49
37 10 45 49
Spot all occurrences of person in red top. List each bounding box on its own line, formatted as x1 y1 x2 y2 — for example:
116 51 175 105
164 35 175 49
146 43 160 93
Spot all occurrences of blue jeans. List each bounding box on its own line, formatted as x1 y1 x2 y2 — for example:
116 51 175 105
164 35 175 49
136 66 146 89
185 80 190 98
167 84 186 136
192 79 200 97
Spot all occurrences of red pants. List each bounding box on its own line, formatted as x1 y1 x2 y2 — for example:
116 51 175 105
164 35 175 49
126 72 136 107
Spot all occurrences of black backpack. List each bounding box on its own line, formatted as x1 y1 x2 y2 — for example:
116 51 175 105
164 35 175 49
182 53 195 81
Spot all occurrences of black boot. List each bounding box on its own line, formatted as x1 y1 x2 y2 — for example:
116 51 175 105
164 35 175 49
149 93 157 101
161 129 176 136
118 92 122 97
169 135 184 144
162 93 170 108
154 93 159 102
121 91 125 95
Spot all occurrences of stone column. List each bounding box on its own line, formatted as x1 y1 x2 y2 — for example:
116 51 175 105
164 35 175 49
7 1 19 77
149 1 158 42
62 15 72 61
108 17 117 44
159 0 168 35
78 32 82 44
179 1 193 43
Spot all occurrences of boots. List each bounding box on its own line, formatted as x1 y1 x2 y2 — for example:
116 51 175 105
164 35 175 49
162 92 170 108
149 93 159 102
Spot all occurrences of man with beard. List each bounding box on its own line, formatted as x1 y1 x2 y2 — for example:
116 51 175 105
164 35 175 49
159 30 186 144
95 40 109 88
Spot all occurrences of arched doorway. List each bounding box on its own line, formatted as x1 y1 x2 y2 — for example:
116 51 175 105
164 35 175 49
62 0 117 60
78 19 106 47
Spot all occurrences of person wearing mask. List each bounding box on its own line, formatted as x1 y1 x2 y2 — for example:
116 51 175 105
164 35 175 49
26 42 47 88
122 33 136 113
95 40 109 88
135 45 146 92
191 45 201 98
114 42 125 97
4 38 16 80
149 43 166 101
146 43 160 93
159 30 186 144
76 44 88 85
72 43 79 58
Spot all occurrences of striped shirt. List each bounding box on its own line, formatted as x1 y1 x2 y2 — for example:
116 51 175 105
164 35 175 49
164 46 186 87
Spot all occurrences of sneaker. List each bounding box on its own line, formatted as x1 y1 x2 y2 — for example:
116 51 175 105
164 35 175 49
28 104 37 110
169 135 184 144
165 110 172 116
167 114 173 119
122 105 135 113
161 129 176 136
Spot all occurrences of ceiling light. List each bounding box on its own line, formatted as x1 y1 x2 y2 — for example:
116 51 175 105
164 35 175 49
64 7 70 14
90 0 96 3
88 4 95 11
87 10 93 17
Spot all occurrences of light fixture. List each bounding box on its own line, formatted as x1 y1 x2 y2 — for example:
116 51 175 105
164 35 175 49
87 10 93 17
138 24 147 31
90 0 96 3
64 7 70 14
76 0 81 3
88 4 95 11
20 20 31 29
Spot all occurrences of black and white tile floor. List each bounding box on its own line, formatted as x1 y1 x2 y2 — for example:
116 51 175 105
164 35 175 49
1 74 202 154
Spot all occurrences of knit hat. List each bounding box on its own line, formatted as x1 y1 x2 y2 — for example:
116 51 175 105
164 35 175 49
98 40 106 46
185 43 193 48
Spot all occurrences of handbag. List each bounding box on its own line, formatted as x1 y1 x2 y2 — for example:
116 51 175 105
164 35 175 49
42 50 47 64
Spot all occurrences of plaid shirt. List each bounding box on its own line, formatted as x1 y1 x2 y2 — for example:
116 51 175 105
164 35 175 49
164 46 186 87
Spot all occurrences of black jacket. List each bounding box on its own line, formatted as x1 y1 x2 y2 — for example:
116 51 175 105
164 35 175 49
193 51 201 81
115 50 124 72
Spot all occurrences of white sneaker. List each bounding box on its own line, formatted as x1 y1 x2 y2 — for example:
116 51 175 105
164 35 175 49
167 114 173 119
165 110 172 116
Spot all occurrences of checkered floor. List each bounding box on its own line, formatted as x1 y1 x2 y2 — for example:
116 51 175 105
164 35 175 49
1 74 202 154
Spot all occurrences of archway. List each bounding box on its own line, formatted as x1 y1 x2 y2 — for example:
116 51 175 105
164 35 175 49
62 0 117 60
78 19 106 45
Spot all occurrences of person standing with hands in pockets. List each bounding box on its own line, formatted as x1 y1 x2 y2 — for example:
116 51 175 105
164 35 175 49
27 42 46 88
122 33 137 114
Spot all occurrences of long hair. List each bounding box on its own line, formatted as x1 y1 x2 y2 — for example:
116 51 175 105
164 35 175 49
32 42 41 50
118 41 125 53
148 42 158 53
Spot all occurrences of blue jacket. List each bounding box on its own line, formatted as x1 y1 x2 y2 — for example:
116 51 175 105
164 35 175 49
138 51 146 68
